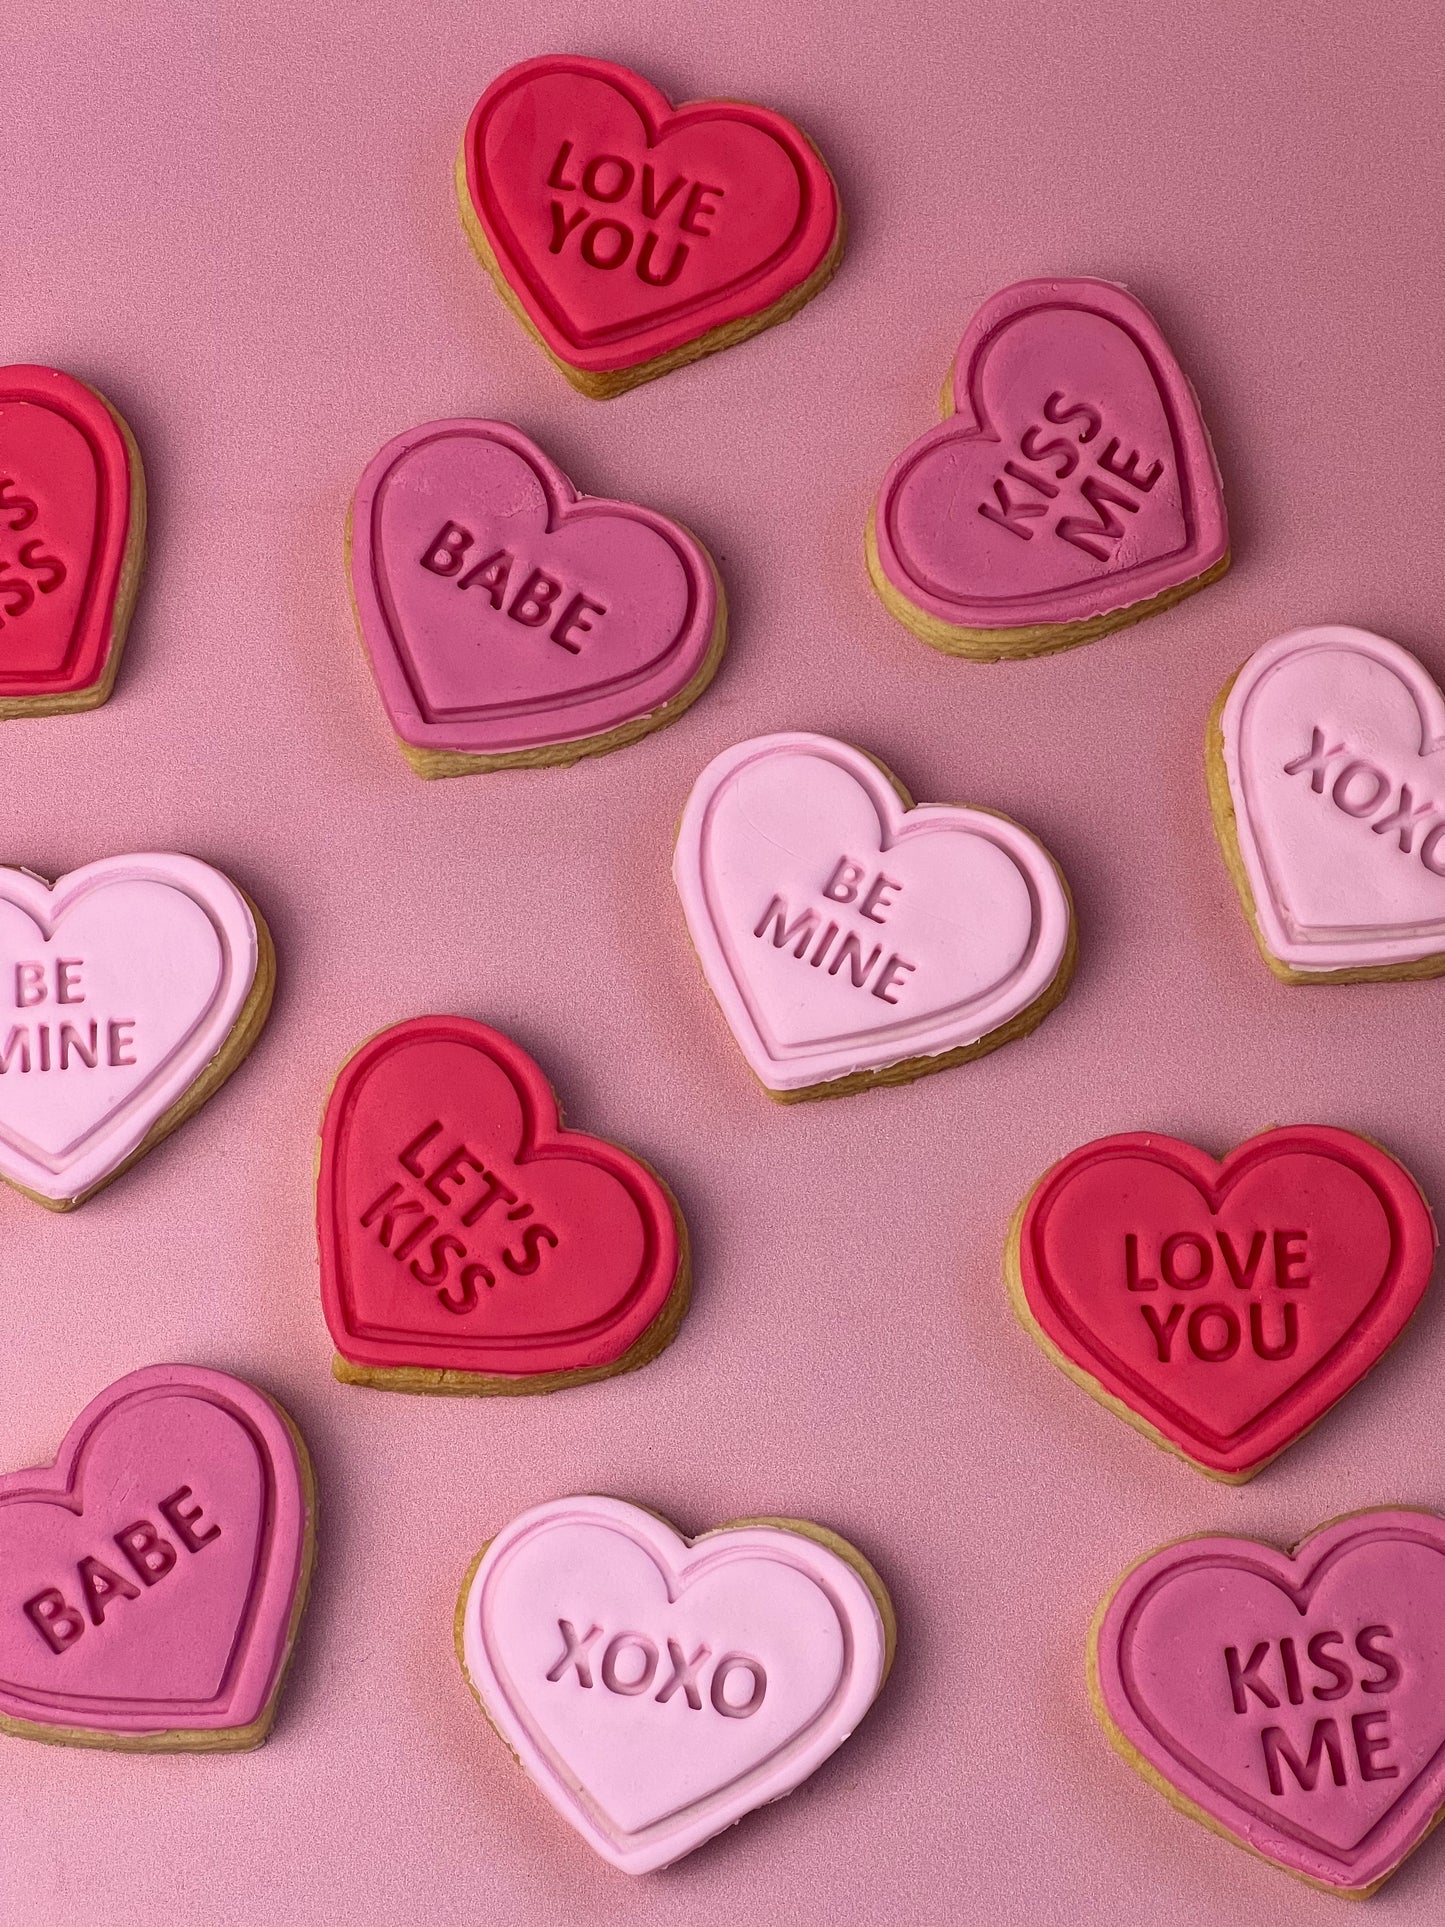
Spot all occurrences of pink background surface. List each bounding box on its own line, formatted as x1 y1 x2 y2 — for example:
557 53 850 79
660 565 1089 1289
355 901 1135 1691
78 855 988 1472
2 2 1444 1921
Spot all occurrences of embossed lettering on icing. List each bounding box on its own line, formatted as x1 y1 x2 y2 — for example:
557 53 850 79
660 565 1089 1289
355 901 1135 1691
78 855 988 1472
542 138 723 288
545 1617 765 1718
978 390 1164 557
0 474 68 635
1125 1227 1309 1362
357 1117 560 1316
1220 1627 1404 1796
753 855 918 1005
419 521 606 655
0 955 138 1075
1284 728 1445 875
22 1485 222 1655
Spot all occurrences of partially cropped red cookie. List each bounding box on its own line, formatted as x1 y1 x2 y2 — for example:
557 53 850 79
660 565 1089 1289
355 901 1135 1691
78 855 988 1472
316 1017 689 1393
456 56 843 397
0 366 146 714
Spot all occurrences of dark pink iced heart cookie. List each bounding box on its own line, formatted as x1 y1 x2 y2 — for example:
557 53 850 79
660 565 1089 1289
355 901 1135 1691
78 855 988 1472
868 278 1229 658
0 1365 315 1750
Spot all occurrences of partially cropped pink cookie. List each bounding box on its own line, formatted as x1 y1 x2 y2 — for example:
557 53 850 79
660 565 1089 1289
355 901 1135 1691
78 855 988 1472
1209 625 1445 980
348 419 725 776
673 732 1075 1098
868 278 1229 659
456 1496 894 1872
1091 1510 1445 1895
0 855 273 1208
0 1366 315 1751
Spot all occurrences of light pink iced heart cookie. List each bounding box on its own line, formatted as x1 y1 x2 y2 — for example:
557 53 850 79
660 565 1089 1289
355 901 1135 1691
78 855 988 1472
867 278 1230 659
0 855 273 1207
1210 626 1445 981
1090 1510 1445 1896
0 1365 315 1751
456 1496 894 1873
348 419 725 776
673 733 1075 1099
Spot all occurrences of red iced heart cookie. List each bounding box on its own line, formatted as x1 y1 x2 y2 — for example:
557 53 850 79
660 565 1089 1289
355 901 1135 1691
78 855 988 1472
0 1365 315 1752
457 56 843 397
868 280 1229 658
1091 1510 1445 1894
348 419 725 776
317 1017 689 1393
1007 1128 1436 1481
0 366 146 713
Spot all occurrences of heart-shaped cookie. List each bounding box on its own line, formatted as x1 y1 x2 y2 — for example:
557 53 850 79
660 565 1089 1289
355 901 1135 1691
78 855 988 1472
0 856 273 1208
456 1496 894 1872
1090 1509 1445 1895
1008 1129 1436 1482
0 365 146 715
673 733 1075 1098
317 1017 688 1393
457 56 843 396
867 279 1229 658
0 1365 314 1751
1210 626 1445 980
348 420 724 776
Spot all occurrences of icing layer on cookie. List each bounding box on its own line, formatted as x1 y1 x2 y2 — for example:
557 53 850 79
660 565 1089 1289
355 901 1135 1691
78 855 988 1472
1013 1129 1436 1480
0 856 262 1204
458 1496 889 1872
0 1365 312 1747
872 279 1227 633
1219 627 1445 973
673 733 1072 1093
318 1017 683 1382
1093 1511 1445 1893
349 421 719 762
0 365 138 704
460 56 840 375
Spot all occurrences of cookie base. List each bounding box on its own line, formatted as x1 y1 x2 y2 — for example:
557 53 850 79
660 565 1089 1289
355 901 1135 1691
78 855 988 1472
5 880 276 1211
0 387 147 718
1086 1513 1445 1898
1205 679 1445 984
0 1391 316 1753
454 145 846 400
865 502 1231 661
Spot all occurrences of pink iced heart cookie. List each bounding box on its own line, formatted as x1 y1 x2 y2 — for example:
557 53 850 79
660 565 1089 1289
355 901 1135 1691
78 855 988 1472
456 56 843 397
1210 626 1445 980
867 279 1229 659
348 420 725 776
0 1365 315 1751
0 855 273 1207
456 1496 893 1872
673 733 1075 1099
1090 1510 1445 1895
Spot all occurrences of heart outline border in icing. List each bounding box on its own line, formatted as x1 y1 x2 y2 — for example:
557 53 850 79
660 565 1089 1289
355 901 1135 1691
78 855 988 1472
673 732 1076 1098
316 1015 690 1392
1211 624 1445 981
0 1364 315 1752
1008 1127 1438 1482
455 1494 894 1873
0 855 269 1208
347 419 725 774
0 364 147 716
1090 1509 1445 1896
456 55 844 393
867 278 1230 657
